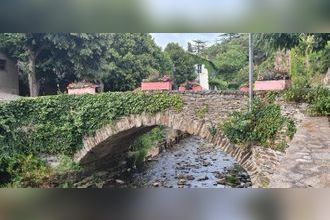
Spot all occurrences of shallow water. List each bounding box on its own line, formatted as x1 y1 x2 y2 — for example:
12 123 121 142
114 136 251 188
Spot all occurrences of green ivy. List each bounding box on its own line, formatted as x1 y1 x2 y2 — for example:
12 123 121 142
0 92 183 156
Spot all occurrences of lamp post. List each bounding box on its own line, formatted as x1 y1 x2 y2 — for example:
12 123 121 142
249 33 254 111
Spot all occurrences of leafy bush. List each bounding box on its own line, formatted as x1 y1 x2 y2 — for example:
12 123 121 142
55 155 82 175
282 85 310 102
128 126 165 166
306 86 330 116
283 85 330 116
209 78 228 90
222 99 296 151
0 152 50 187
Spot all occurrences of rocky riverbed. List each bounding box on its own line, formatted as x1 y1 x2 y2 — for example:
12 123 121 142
72 136 252 188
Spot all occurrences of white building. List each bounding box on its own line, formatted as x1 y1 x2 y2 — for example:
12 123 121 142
195 64 209 90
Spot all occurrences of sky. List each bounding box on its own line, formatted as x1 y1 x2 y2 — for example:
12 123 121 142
150 33 220 50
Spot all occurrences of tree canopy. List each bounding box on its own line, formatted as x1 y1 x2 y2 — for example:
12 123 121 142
0 33 111 96
164 43 196 87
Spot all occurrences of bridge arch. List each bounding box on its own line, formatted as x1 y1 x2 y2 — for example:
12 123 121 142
74 110 260 185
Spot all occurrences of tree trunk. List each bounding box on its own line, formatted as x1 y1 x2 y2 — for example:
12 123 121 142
27 48 39 97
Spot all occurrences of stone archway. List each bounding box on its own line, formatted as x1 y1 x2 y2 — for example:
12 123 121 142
74 110 263 186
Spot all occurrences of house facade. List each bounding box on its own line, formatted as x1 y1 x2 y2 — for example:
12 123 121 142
0 52 19 95
195 64 209 90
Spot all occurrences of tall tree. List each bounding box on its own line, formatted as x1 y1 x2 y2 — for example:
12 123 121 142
0 33 111 96
164 43 196 86
192 39 207 54
100 33 168 91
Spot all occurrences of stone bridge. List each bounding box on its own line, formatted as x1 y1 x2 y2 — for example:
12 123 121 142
74 91 280 187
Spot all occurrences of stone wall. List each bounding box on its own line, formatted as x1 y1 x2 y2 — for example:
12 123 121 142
176 91 248 123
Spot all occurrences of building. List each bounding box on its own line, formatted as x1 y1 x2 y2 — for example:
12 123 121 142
195 64 209 90
0 52 19 95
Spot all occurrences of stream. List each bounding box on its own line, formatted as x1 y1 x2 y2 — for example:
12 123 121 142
102 136 252 188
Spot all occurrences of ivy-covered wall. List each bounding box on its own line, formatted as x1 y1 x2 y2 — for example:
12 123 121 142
0 92 183 157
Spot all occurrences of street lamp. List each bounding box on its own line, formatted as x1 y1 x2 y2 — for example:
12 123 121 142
249 33 254 111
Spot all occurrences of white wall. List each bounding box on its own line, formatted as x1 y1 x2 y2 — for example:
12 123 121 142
195 64 209 90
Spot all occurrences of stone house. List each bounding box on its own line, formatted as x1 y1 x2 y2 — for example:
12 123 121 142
0 52 19 95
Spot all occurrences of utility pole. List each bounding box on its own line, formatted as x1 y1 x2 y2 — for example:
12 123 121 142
249 33 254 111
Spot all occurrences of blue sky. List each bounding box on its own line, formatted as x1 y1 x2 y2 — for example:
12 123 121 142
151 33 220 50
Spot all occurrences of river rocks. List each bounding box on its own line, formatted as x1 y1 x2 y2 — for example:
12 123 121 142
152 182 160 187
214 164 251 187
115 179 125 185
186 175 195 181
177 179 186 185
216 178 226 185
70 136 252 188
197 175 209 181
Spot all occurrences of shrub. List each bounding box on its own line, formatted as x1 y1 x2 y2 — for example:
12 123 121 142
282 81 311 103
306 86 330 116
55 155 81 175
222 99 296 151
128 126 165 166
283 85 330 116
0 152 50 187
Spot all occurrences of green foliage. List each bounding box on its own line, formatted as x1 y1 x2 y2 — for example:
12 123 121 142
201 34 253 89
208 126 217 137
128 126 165 166
283 85 330 116
209 78 229 90
164 43 196 86
306 86 330 116
0 33 112 95
195 105 209 119
55 155 81 175
0 92 183 157
0 153 50 187
0 92 182 186
101 33 169 91
0 93 183 155
222 99 296 151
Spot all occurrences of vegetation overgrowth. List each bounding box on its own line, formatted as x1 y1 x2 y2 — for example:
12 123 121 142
0 92 183 186
221 96 296 151
128 126 165 166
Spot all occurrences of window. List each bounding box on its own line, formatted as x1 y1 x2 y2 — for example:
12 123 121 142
0 59 6 70
197 64 202 73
